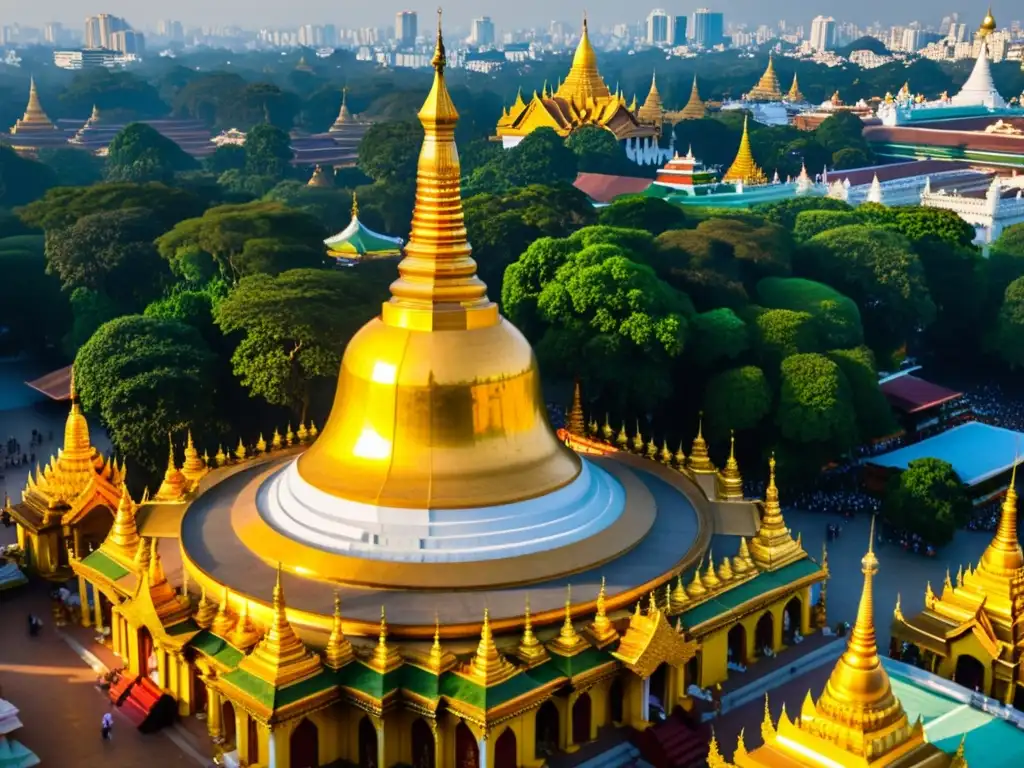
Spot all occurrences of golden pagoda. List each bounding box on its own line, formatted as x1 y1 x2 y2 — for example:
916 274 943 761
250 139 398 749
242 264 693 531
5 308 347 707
495 15 659 144
10 77 58 135
722 116 768 186
307 164 333 188
893 461 1024 704
687 413 717 473
7 368 125 577
746 54 784 101
716 431 744 501
637 72 665 125
711 520 961 768
979 7 997 37
677 75 707 120
153 435 188 502
748 455 805 571
330 87 353 129
785 73 804 102
180 430 208 488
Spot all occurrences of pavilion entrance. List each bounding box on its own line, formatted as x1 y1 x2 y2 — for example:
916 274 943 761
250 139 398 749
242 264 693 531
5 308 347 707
411 719 435 768
535 700 559 756
954 655 986 693
358 716 377 768
455 722 479 768
727 624 747 666
494 728 517 768
290 718 318 768
755 613 774 656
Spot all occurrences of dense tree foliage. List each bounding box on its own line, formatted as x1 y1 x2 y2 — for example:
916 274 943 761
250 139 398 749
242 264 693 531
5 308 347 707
991 277 1024 368
17 182 206 232
776 353 857 450
597 197 688 236
244 123 294 179
883 458 970 546
105 123 199 182
0 235 68 354
703 365 772 439
0 146 56 208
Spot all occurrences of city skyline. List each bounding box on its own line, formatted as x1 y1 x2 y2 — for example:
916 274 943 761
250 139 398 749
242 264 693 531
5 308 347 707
1 2 1011 34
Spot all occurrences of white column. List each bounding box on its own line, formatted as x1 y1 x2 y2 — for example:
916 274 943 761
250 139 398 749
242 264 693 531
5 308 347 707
642 676 651 722
267 730 277 767
478 735 488 768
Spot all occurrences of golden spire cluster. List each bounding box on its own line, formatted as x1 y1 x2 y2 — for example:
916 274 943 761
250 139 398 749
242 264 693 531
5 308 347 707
237 565 324 686
748 455 806 571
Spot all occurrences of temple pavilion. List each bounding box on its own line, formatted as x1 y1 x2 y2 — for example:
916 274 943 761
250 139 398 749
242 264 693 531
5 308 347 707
892 463 1024 709
723 116 768 186
710 521 966 768
495 15 660 158
40 14 831 768
746 55 784 102
5 77 67 155
323 193 404 261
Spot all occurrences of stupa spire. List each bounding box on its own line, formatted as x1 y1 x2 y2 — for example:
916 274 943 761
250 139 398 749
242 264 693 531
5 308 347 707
979 461 1023 575
324 591 354 669
11 76 56 132
748 454 805 570
637 70 665 124
568 379 586 435
105 486 140 560
589 576 620 647
723 116 768 186
236 564 324 686
467 607 518 684
679 75 706 119
154 434 187 501
548 585 588 655
747 53 783 101
369 606 403 673
555 12 612 106
786 73 804 101
385 8 493 327
516 596 549 666
687 412 715 472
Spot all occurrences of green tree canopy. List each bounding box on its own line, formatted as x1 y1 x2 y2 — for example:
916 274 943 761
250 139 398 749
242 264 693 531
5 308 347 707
990 276 1024 368
752 196 853 230
357 120 423 183
214 268 388 420
757 276 864 348
0 145 56 208
752 308 820 371
565 125 635 175
653 229 748 311
883 458 970 546
244 123 294 178
16 182 206 232
0 235 69 353
64 288 120 355
776 352 857 449
105 123 199 182
596 197 688 236
36 147 106 187
825 346 898 439
264 181 354 233
466 127 578 194
691 218 793 289
203 144 247 175
791 209 862 242
688 308 750 368
801 225 935 361
74 315 218 475
816 111 871 158
702 366 773 439
155 201 326 281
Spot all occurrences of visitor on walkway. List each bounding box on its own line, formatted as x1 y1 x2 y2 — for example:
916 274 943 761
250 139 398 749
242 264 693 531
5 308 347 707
101 709 113 740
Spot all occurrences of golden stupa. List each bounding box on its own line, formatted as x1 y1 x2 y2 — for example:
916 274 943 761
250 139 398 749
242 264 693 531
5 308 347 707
979 6 997 36
307 164 333 188
10 77 57 135
677 75 707 120
637 72 665 125
785 73 804 102
723 115 768 185
746 54 784 102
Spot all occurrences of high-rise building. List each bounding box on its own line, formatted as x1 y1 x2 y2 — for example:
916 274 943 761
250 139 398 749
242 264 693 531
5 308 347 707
692 9 724 47
901 27 922 51
672 15 688 44
109 28 144 55
646 9 671 45
395 10 417 48
471 17 495 47
809 15 836 51
84 13 128 49
43 22 62 44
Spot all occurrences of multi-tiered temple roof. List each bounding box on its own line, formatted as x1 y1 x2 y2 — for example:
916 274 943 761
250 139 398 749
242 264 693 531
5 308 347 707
723 116 768 185
746 55 784 102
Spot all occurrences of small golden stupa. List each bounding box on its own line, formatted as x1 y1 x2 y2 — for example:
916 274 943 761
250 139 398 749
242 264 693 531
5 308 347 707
979 6 997 37
678 75 707 120
307 164 333 188
746 54 783 101
637 72 665 125
10 77 57 134
785 73 804 102
722 116 768 186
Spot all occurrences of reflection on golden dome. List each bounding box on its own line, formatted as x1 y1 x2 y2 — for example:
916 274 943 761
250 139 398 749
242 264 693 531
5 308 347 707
296 10 580 509
980 7 997 35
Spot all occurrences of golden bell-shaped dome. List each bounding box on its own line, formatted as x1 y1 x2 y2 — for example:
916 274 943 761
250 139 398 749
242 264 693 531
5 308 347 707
296 15 579 509
980 7 997 35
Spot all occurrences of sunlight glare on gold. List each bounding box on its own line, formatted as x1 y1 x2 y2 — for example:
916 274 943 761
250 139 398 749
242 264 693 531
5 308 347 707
370 361 397 385
353 426 392 460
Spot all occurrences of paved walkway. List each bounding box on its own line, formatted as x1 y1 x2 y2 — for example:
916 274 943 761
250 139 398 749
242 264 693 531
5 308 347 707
0 581 205 767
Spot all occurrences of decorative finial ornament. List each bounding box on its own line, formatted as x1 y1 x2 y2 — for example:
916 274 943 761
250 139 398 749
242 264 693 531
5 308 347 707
351 190 359 218
517 595 549 665
589 576 619 647
432 7 445 71
549 584 587 655
324 591 354 669
979 458 1022 575
467 606 518 685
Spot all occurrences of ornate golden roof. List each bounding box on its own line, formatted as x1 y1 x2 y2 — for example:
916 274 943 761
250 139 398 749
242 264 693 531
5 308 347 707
612 597 698 678
323 592 354 669
747 54 783 101
678 76 706 120
142 538 194 627
180 430 207 486
236 566 324 687
786 73 804 102
637 72 665 124
103 487 140 565
548 586 590 657
722 116 768 186
516 596 549 667
296 10 582 511
367 607 404 674
463 607 520 686
556 15 612 108
717 431 744 501
687 413 716 473
154 436 188 502
748 455 805 571
10 77 57 134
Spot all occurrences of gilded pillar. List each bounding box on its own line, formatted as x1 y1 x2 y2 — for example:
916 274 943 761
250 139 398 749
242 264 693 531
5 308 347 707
565 692 578 752
236 711 249 764
430 719 443 768
267 728 278 768
93 591 104 634
177 656 192 716
373 715 386 768
478 732 489 768
78 577 92 628
156 648 168 688
16 524 25 551
111 612 121 656
207 685 222 741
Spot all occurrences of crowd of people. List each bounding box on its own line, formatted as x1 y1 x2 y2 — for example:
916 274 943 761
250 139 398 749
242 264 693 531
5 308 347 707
2 429 51 475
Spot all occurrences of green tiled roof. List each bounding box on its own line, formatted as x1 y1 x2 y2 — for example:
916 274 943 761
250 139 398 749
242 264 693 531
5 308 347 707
83 550 129 581
221 667 337 710
325 217 402 257
167 618 200 637
189 630 245 668
401 663 441 700
334 661 401 699
545 647 614 680
679 557 823 629
440 669 544 711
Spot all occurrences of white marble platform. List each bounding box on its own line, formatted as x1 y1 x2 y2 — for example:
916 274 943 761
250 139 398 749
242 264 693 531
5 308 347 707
257 457 625 563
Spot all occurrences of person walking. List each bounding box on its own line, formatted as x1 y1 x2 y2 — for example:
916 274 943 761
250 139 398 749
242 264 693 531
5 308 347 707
101 709 113 741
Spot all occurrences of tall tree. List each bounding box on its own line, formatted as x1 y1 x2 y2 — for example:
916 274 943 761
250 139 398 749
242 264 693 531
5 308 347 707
244 123 294 179
105 123 199 182
883 458 970 546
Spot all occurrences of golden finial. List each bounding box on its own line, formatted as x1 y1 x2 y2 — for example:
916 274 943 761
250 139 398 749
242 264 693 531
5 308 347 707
517 595 549 666
588 417 599 436
589 576 619 647
659 439 673 464
215 445 226 466
324 591 354 669
703 552 721 589
211 587 235 637
733 537 751 574
894 592 904 622
663 581 673 611
686 557 707 598
271 429 282 450
181 429 207 483
645 436 658 460
285 423 295 445
229 596 261 650
601 413 613 441
670 572 689 612
467 606 518 684
194 586 217 629
956 564 963 587
549 585 587 655
297 422 309 442
568 379 586 436
749 453 804 571
673 440 686 467
717 429 744 500
615 422 629 448
647 590 658 615
234 437 246 461
368 605 403 674
687 412 715 472
106 486 140 560
761 694 775 740
309 421 318 438
708 729 727 768
202 449 210 465
154 434 187 502
351 190 359 219
632 420 645 453
255 433 267 454
718 555 734 582
735 727 748 758
979 458 1022 575
428 614 444 672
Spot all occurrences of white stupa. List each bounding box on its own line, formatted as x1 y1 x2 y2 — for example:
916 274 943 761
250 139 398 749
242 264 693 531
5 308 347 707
950 43 1006 109
867 173 884 205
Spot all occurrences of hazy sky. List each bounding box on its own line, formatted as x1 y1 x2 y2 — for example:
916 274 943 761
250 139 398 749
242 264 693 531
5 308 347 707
14 2 992 32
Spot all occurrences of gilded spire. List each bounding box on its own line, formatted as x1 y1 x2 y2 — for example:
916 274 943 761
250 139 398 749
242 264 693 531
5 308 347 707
307 164 332 188
637 70 665 124
154 434 187 502
679 75 706 120
786 73 804 101
229 597 262 650
555 13 612 107
687 412 715 473
723 116 768 186
809 516 921 761
63 365 91 455
568 379 586 435
11 76 56 132
747 53 783 101
589 576 620 647
195 586 217 629
144 538 193 626
516 596 549 666
180 430 207 485
211 588 236 638
466 607 518 685
368 605 403 674
351 190 359 219
749 454 805 571
428 615 444 672
717 430 744 501
237 565 324 686
384 9 493 330
105 486 140 562
548 585 588 655
686 557 708 597
979 461 1023 575
324 591 354 669
336 86 352 123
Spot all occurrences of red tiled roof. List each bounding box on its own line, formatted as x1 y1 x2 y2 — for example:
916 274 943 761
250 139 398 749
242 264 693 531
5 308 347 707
880 374 963 414
26 365 72 401
573 172 653 203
